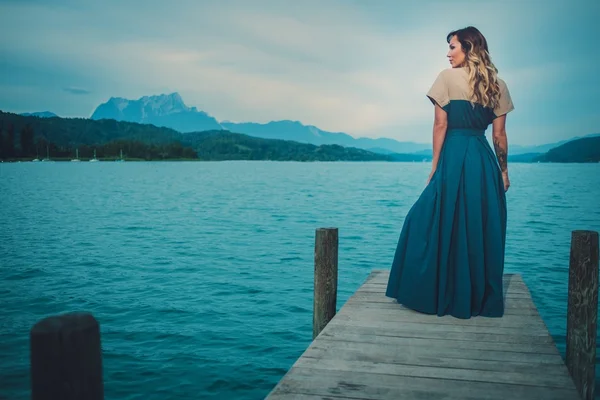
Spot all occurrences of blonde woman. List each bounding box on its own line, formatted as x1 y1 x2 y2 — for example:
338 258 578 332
385 26 514 319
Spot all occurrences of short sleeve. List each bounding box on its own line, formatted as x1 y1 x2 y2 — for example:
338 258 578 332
426 71 450 108
494 80 514 117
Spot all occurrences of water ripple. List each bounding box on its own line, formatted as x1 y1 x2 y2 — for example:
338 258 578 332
0 161 599 399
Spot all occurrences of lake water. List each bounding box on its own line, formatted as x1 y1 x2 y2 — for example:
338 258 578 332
1 160 599 399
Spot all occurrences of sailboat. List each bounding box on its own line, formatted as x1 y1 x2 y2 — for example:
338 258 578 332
71 148 81 162
41 145 51 162
89 149 99 162
115 148 125 162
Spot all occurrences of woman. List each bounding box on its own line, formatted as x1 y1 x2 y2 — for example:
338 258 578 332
385 26 514 319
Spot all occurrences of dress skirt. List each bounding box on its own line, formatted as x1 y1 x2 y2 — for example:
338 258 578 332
385 128 507 319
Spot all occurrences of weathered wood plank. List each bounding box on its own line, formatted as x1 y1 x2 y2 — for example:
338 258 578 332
346 295 541 315
363 270 524 286
265 270 579 399
335 305 548 328
269 368 579 400
302 341 572 376
293 356 575 389
266 394 356 400
306 336 563 364
344 296 540 309
359 279 531 291
355 290 536 300
325 317 550 336
316 330 560 355
317 321 554 344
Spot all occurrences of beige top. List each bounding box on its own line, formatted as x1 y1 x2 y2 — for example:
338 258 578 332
427 67 514 118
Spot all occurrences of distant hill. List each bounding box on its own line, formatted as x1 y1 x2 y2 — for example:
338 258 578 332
534 136 600 163
508 153 543 162
510 134 600 155
183 130 394 161
220 120 432 154
90 93 223 133
19 111 58 118
0 111 396 162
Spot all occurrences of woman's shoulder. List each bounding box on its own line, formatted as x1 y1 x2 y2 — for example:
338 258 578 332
436 67 510 91
433 67 468 88
440 67 467 77
431 67 460 80
496 77 509 91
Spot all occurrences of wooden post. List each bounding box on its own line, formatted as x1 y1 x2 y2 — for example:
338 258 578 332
566 230 599 400
30 312 104 400
313 227 339 339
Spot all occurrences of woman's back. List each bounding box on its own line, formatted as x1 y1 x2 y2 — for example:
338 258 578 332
427 67 514 131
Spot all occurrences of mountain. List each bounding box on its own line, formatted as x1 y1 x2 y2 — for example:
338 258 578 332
534 136 600 163
219 120 431 154
90 92 223 133
19 111 58 118
509 133 600 155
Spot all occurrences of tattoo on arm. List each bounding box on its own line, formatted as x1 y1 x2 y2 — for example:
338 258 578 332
493 137 508 173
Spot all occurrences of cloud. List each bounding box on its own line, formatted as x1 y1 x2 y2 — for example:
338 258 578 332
0 0 597 144
63 86 90 95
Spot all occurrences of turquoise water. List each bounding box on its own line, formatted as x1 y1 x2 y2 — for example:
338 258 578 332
1 160 599 399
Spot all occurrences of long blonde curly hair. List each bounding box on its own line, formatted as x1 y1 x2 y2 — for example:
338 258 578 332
447 27 501 109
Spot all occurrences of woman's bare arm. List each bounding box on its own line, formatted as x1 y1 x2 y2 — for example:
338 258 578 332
430 103 448 173
492 114 508 174
492 114 510 191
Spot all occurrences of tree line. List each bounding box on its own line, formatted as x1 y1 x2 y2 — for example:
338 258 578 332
0 122 198 161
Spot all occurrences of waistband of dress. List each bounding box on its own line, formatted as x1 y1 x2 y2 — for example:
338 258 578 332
447 128 485 137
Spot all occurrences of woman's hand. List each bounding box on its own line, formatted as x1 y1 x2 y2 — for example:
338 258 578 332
502 171 510 192
427 169 435 185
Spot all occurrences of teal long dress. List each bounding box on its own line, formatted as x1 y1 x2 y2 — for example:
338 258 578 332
385 67 515 319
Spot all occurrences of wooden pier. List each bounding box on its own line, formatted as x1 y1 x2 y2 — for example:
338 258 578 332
266 270 580 399
265 229 599 400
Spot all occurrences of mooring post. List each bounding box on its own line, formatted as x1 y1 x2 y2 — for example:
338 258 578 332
566 230 599 400
313 227 339 339
30 312 104 400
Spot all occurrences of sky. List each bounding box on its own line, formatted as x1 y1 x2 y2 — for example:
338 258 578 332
0 0 598 145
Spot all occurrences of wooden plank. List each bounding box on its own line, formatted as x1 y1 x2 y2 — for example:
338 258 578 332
363 270 524 286
317 321 554 344
306 335 563 364
316 330 560 355
359 278 531 294
345 296 540 309
335 304 548 328
345 294 541 315
325 317 550 336
266 394 356 400
302 341 572 376
265 270 579 400
293 356 576 389
269 367 580 400
355 290 536 300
